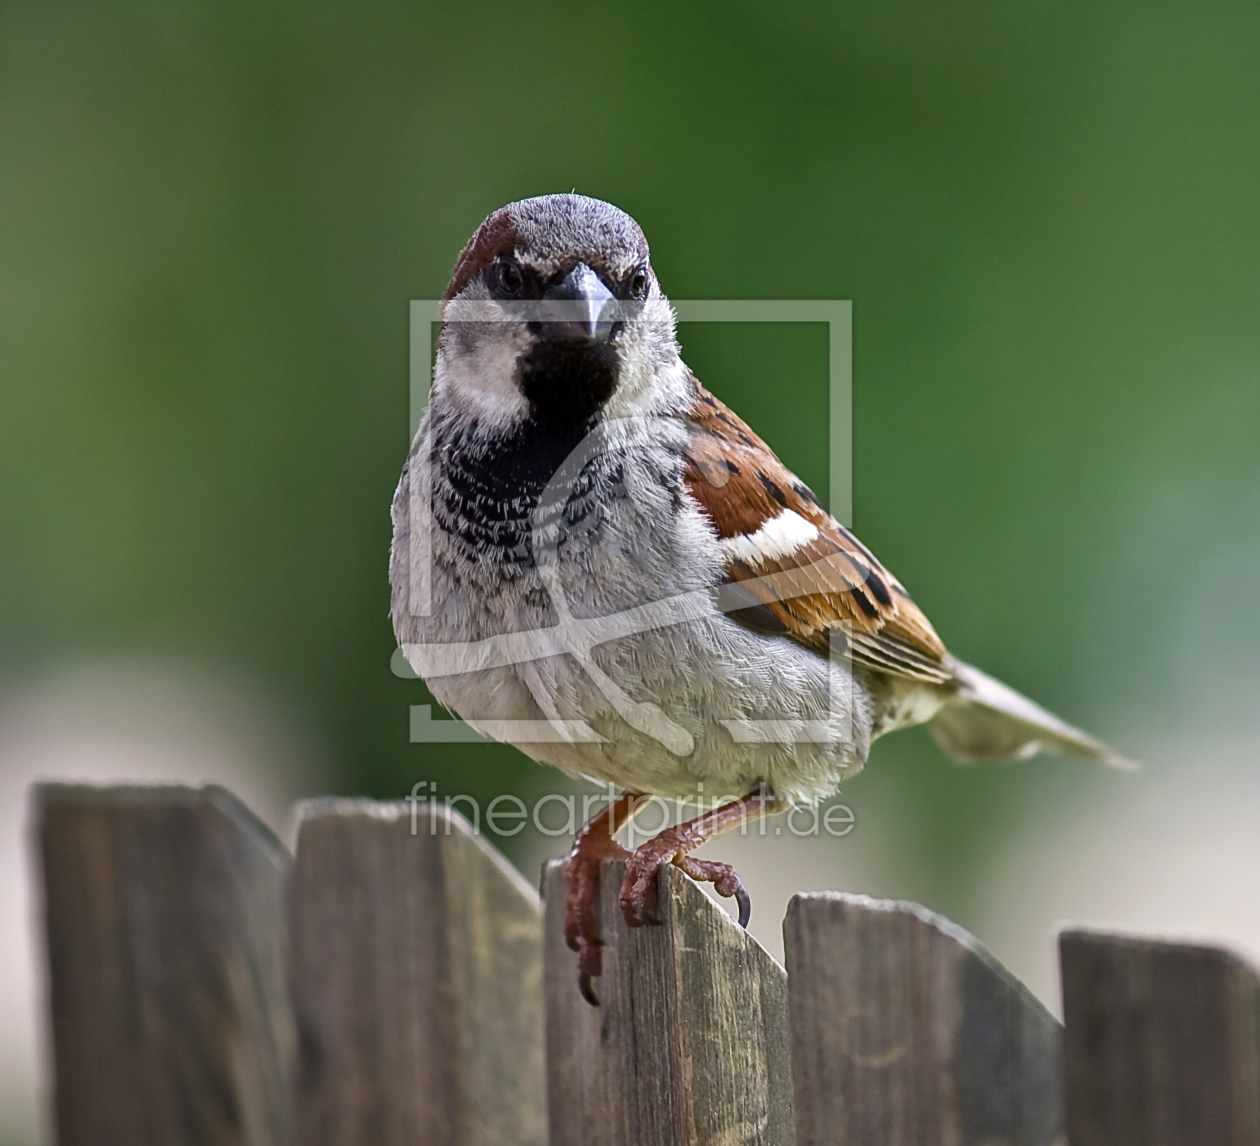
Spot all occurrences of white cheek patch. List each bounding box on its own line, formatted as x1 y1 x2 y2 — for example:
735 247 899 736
718 508 820 567
435 335 529 428
603 350 685 419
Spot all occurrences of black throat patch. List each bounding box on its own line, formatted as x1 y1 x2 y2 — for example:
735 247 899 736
517 340 619 429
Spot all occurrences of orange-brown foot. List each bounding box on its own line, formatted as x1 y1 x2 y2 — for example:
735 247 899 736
619 832 751 929
564 829 631 1007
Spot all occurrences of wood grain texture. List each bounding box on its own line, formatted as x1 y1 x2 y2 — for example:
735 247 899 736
542 858 794 1146
288 799 545 1146
1060 927 1260 1146
36 783 293 1146
785 892 1063 1146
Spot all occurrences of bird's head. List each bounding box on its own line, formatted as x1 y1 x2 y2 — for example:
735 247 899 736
434 194 681 432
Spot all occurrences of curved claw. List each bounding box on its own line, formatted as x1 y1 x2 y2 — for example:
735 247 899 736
574 933 605 1006
670 854 752 928
564 803 637 1006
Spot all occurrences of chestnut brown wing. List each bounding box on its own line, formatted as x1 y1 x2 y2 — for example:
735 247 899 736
684 377 953 684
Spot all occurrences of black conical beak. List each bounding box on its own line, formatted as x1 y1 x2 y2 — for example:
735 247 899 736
538 263 620 344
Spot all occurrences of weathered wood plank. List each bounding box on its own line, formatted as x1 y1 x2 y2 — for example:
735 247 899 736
1060 927 1260 1146
785 892 1063 1146
36 783 293 1146
288 799 545 1146
542 858 794 1146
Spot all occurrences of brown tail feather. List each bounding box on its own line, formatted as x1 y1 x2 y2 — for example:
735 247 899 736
930 661 1138 771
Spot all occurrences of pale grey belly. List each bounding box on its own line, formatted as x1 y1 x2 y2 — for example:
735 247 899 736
418 605 876 804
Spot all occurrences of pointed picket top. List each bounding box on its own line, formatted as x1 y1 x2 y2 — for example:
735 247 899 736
36 783 293 1146
785 891 1063 1146
289 799 546 1146
542 858 795 1146
1060 926 1260 1146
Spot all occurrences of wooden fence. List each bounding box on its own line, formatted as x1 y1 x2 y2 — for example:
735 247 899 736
33 783 1260 1146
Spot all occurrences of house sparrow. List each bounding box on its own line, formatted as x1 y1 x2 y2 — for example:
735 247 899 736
391 193 1132 1004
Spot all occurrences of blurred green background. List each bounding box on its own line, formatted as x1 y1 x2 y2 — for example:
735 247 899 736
3 2 1260 1140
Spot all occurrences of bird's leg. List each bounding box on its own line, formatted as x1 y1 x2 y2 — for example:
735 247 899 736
620 788 782 928
564 790 647 1006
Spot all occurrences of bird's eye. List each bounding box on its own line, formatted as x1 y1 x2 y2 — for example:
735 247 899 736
497 259 523 295
629 268 649 298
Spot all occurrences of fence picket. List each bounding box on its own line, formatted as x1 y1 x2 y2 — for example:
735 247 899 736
1060 927 1260 1146
36 783 293 1146
542 859 795 1146
784 892 1064 1146
288 799 546 1146
42 781 1260 1146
